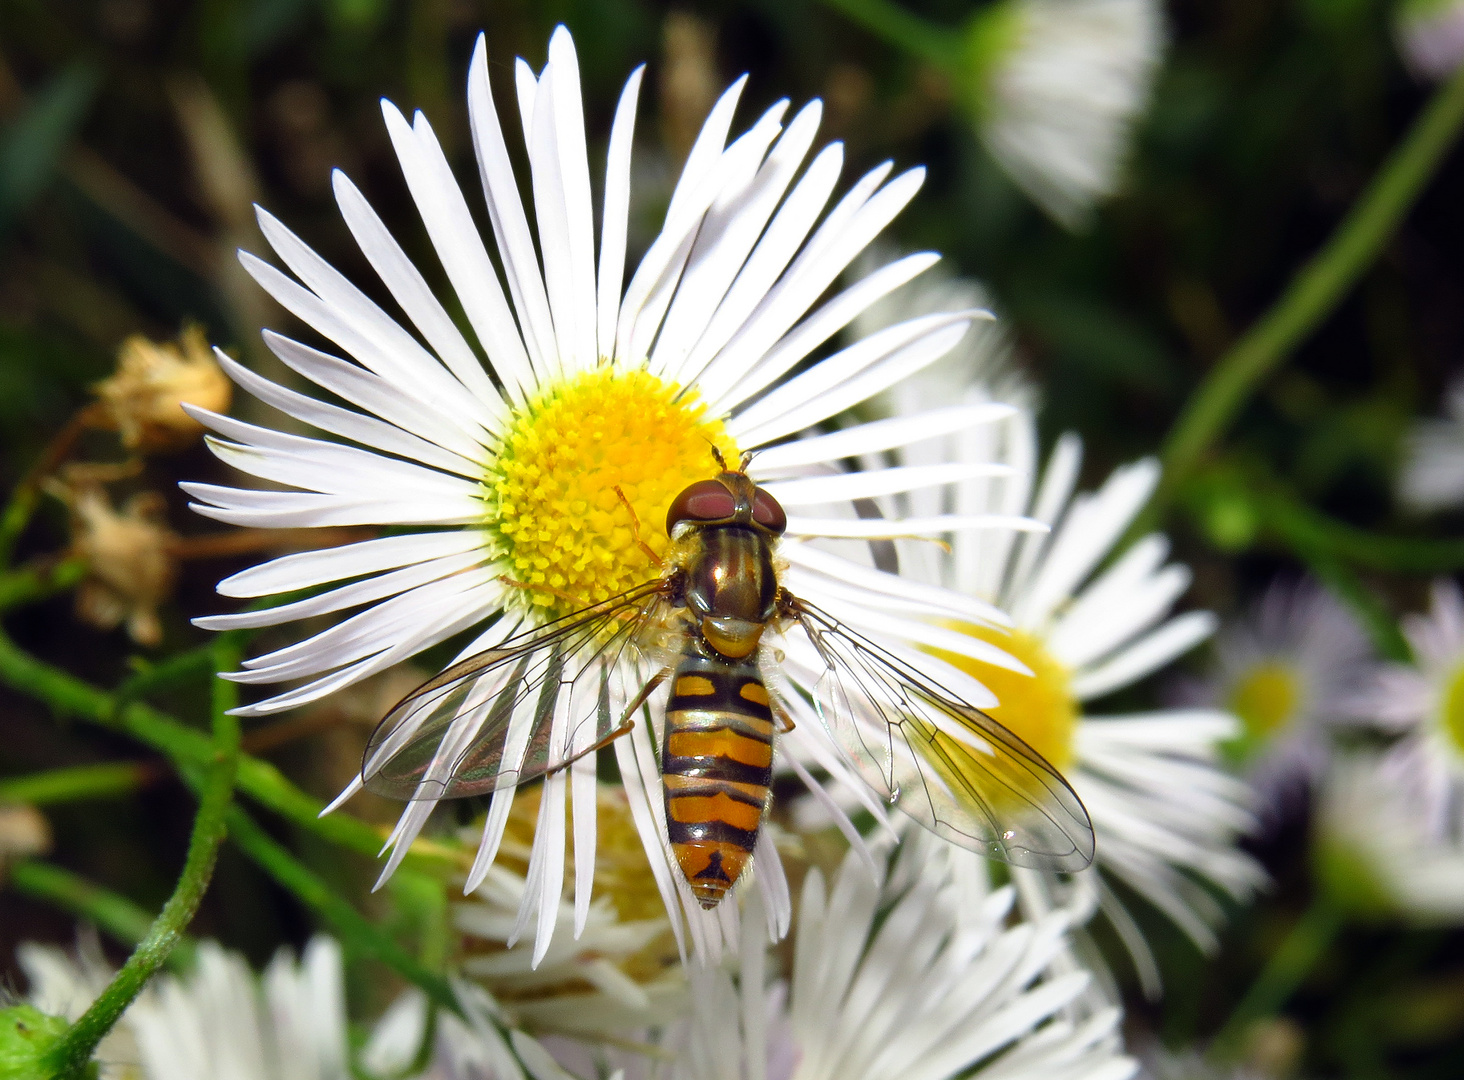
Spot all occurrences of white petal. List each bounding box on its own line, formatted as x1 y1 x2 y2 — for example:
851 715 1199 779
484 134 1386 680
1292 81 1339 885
595 66 644 360
467 36 555 373
750 403 1014 472
216 531 480 597
258 330 488 464
1005 432 1082 608
331 170 505 418
1013 457 1158 629
785 512 1044 539
254 205 498 434
731 317 975 447
711 253 947 416
763 462 1010 506
382 102 534 401
677 142 845 383
213 350 480 478
1069 610 1217 699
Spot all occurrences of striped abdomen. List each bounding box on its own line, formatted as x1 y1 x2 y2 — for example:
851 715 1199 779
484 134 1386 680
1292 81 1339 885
662 651 773 908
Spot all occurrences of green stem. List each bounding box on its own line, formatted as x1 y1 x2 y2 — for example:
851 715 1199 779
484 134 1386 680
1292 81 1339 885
1262 490 1464 574
42 640 240 1079
0 761 157 804
1210 897 1344 1059
818 0 960 70
224 805 462 1017
7 860 195 966
1157 60 1464 511
0 558 87 612
0 628 458 875
114 645 219 707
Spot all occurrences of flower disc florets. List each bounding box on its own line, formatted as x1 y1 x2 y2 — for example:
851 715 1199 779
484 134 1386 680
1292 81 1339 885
933 622 1077 773
483 366 737 620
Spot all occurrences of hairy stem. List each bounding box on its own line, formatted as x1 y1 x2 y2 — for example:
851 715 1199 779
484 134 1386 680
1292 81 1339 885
1211 898 1344 1060
224 806 461 1015
1157 61 1464 512
0 761 160 804
8 860 195 965
818 0 960 69
0 627 461 875
42 639 240 1079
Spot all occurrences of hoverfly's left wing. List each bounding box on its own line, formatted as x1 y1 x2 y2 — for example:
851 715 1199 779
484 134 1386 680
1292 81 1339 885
363 581 671 801
787 597 1095 872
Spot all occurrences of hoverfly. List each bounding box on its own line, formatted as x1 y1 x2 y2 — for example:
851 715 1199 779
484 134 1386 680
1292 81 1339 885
362 452 1094 908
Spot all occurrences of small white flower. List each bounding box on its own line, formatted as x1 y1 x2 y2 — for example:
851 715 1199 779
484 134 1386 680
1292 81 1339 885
1395 0 1464 80
1399 377 1464 512
665 831 1136 1080
20 935 349 1080
875 393 1262 996
1349 578 1464 838
966 0 1165 228
449 784 689 1040
1315 753 1464 924
187 26 1036 966
1196 577 1372 820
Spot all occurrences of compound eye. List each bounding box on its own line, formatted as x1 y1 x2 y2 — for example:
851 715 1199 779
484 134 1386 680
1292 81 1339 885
666 479 738 534
751 487 787 535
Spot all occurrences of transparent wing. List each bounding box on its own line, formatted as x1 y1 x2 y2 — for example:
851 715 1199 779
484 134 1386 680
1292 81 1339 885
363 580 675 801
787 597 1095 872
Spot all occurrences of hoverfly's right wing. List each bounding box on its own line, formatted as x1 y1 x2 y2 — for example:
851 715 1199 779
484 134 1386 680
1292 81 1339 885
363 580 672 801
787 598 1095 873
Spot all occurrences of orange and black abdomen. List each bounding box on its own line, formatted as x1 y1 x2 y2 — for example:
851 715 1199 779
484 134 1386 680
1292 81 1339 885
662 651 774 908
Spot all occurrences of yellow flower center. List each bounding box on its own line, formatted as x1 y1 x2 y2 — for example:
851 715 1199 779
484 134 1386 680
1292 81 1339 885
1228 661 1303 742
929 624 1077 773
1438 661 1464 761
483 366 738 621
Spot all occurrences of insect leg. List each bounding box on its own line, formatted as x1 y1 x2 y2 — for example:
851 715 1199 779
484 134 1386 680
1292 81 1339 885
496 574 584 609
772 697 797 734
542 667 670 778
613 485 664 567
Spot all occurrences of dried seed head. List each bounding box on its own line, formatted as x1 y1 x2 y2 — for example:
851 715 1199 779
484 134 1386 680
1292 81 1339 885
53 480 178 646
94 326 231 452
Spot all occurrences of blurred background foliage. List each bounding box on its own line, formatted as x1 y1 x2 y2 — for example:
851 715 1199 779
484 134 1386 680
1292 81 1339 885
1 0 1463 1077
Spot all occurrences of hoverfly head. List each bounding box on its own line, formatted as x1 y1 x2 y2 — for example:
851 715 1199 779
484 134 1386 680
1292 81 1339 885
665 469 786 538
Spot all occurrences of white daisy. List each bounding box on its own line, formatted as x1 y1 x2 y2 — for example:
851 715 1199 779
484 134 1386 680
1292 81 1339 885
1398 376 1464 512
966 0 1165 228
1349 578 1464 838
1396 0 1464 80
186 27 1038 966
450 784 688 1040
1196 577 1372 821
361 980 586 1080
666 831 1136 1080
20 935 349 1080
874 396 1262 995
1314 752 1464 924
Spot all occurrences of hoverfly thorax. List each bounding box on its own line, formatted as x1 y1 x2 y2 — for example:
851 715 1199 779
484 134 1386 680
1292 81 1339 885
666 469 786 661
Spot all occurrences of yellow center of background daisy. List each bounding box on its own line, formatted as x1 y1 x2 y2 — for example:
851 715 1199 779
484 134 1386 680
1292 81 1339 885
1229 661 1302 741
931 623 1077 773
484 366 738 621
1438 662 1464 760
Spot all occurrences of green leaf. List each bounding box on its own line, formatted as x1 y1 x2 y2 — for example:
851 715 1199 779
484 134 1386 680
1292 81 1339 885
0 65 100 236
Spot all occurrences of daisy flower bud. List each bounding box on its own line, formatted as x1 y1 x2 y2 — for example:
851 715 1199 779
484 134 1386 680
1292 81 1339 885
1396 0 1464 80
964 0 1164 229
94 326 231 453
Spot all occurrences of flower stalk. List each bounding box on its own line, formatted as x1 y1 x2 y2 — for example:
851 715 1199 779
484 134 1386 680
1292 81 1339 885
817 0 960 70
1157 58 1464 512
1210 896 1344 1061
7 859 194 966
39 637 240 1080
